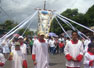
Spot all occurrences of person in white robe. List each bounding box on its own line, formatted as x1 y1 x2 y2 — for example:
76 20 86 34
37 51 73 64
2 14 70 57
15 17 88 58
9 42 24 68
32 31 49 68
64 31 83 68
2 39 10 59
18 36 27 68
84 42 94 68
11 37 19 52
0 47 6 68
84 39 91 53
84 36 94 54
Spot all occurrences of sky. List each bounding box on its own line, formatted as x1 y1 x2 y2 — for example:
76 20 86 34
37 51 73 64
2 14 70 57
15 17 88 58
0 0 94 31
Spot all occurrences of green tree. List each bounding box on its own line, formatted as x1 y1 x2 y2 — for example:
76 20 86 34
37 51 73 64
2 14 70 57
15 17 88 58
50 9 82 34
62 9 78 19
85 5 94 26
18 28 34 37
50 5 94 34
0 20 17 33
4 20 17 32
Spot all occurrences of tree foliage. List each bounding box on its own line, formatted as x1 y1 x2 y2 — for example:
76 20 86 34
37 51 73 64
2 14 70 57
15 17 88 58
0 20 17 32
18 28 34 37
50 5 94 35
0 20 34 36
4 20 17 32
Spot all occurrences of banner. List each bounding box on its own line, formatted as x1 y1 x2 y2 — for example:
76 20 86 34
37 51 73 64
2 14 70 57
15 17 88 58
38 10 53 35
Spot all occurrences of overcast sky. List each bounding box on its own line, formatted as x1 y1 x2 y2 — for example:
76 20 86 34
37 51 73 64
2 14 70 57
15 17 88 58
0 0 94 30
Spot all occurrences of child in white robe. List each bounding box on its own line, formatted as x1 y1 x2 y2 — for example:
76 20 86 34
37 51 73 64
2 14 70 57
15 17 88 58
9 42 24 68
84 42 94 68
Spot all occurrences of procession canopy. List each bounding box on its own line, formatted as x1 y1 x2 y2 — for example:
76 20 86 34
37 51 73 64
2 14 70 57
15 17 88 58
38 10 53 35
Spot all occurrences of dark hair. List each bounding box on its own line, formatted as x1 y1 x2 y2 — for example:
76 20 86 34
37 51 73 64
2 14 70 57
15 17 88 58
72 31 78 35
61 41 63 43
67 37 70 40
88 42 94 51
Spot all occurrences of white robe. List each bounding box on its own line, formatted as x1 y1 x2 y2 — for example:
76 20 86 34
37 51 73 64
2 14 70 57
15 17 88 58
11 45 15 53
84 39 91 53
11 43 27 60
2 42 10 54
11 50 24 68
11 42 16 53
84 52 94 68
32 40 49 68
20 43 27 60
0 53 6 68
64 40 83 67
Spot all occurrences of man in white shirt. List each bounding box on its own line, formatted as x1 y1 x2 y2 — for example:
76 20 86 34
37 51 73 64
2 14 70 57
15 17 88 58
48 37 55 54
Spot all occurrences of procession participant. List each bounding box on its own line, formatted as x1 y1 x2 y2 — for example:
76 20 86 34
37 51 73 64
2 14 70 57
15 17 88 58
9 42 24 68
2 38 10 59
11 37 19 52
84 38 91 53
32 31 49 68
0 46 5 68
84 42 94 68
84 36 94 53
18 36 27 68
64 31 83 68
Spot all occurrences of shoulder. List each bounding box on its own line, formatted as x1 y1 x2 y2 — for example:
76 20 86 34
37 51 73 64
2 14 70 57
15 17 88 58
65 41 71 47
66 40 71 44
33 40 39 47
78 40 82 43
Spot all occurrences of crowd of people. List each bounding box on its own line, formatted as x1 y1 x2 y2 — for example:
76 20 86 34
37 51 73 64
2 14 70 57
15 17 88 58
0 31 94 68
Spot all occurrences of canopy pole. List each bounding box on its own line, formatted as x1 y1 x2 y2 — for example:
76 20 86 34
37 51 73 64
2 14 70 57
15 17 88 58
44 0 46 10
